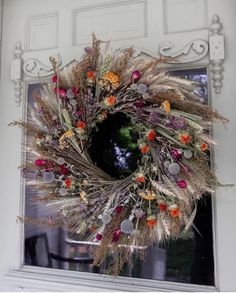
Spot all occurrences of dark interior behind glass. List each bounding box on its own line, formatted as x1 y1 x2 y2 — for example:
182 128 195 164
24 68 214 286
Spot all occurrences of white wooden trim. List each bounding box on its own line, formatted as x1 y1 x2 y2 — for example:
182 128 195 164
6 266 217 292
0 0 3 81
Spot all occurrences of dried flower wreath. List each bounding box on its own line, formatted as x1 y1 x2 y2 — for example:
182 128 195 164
11 34 228 275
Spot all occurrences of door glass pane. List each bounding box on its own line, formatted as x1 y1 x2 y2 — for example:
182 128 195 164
23 68 214 286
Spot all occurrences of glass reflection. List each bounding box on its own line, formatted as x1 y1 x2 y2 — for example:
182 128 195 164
89 112 141 179
24 68 214 286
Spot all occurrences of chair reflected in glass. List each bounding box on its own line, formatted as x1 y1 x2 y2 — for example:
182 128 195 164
24 232 98 272
24 230 167 279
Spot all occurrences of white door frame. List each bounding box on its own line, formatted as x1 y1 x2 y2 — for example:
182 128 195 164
1 0 236 291
4 14 225 292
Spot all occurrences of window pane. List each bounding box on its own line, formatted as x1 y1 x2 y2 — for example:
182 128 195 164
24 68 214 286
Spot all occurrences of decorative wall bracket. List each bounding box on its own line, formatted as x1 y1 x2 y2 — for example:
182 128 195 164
159 15 225 94
159 39 209 64
23 57 62 78
10 43 62 107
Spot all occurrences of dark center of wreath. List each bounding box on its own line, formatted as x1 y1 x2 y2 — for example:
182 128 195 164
89 112 141 179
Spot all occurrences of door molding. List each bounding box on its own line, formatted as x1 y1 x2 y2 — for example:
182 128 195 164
10 15 225 107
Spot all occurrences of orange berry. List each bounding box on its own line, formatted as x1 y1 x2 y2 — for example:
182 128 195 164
76 121 86 129
147 217 157 228
169 207 180 218
86 71 95 79
146 129 156 141
135 176 145 183
140 145 150 154
201 143 208 152
104 95 116 106
179 133 192 144
65 178 72 189
159 203 167 211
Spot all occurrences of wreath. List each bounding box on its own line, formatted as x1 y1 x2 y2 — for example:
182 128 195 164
11 34 228 275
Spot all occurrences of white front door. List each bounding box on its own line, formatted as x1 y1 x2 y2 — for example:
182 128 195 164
0 0 236 291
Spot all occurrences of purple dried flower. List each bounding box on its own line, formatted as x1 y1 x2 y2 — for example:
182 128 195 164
149 111 160 125
48 128 55 134
136 108 144 121
84 47 95 55
76 110 83 117
133 209 145 219
166 116 187 130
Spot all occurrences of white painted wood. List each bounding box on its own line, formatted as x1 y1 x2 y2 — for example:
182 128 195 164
159 39 209 63
209 15 225 94
23 55 63 78
0 0 3 82
5 266 216 292
207 1 236 291
210 35 224 60
164 0 207 34
10 42 23 106
73 0 147 45
25 12 59 51
0 0 236 291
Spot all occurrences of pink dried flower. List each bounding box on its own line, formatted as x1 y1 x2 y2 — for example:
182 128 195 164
35 159 47 166
177 180 187 188
59 89 66 97
171 149 182 160
131 70 141 81
72 86 78 95
54 87 66 97
96 233 103 241
112 230 121 242
59 165 70 175
115 206 123 214
51 75 58 83
134 100 146 108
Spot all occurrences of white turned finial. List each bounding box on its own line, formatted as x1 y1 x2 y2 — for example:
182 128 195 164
210 15 223 35
11 41 23 107
209 15 225 94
